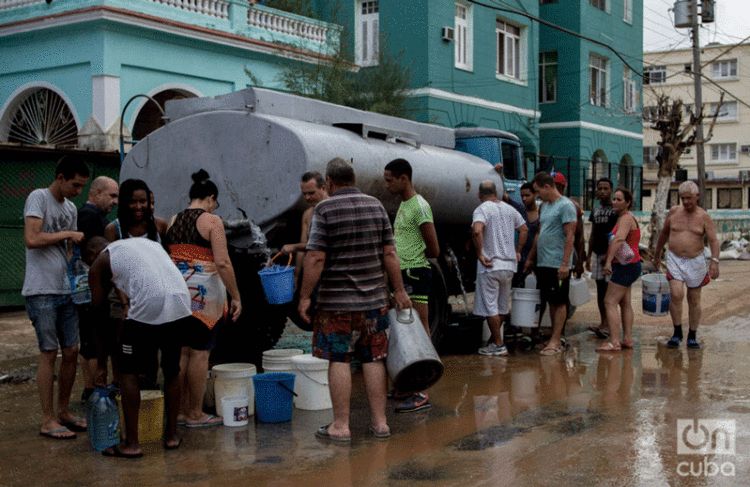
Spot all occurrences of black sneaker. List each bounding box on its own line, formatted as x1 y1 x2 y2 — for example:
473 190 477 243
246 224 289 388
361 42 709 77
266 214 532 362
395 393 431 413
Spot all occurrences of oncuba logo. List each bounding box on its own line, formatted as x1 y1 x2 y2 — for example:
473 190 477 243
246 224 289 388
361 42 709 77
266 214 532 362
677 419 735 477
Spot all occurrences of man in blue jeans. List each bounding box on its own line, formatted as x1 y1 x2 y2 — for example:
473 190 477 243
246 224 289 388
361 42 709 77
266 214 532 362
23 155 90 440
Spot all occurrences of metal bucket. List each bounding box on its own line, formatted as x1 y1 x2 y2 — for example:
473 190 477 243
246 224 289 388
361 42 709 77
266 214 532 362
386 309 444 394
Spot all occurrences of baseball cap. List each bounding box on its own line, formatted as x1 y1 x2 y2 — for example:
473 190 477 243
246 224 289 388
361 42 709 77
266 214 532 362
552 172 567 185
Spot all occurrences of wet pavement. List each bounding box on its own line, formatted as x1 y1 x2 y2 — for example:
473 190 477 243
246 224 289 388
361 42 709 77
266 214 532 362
2 263 750 486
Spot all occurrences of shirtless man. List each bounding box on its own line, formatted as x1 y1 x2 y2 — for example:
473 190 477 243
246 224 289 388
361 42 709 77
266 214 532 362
653 181 720 349
281 172 329 284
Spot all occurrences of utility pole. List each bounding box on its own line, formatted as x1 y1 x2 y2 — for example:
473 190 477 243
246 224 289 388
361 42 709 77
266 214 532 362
691 0 706 208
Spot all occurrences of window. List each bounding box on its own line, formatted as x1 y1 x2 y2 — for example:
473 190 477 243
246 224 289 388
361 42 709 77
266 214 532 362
540 0 557 4
643 66 666 85
539 51 557 103
590 0 608 12
703 188 713 209
718 188 742 209
455 2 473 70
712 59 737 79
356 1 379 67
623 67 637 113
589 54 608 107
623 0 632 23
643 146 660 167
710 143 737 163
497 20 523 80
708 101 738 122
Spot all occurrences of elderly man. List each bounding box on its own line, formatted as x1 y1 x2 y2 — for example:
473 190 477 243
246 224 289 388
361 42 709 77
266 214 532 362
299 158 411 442
653 181 720 349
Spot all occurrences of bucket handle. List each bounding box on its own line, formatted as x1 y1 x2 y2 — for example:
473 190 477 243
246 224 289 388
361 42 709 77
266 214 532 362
266 252 293 269
298 368 329 386
277 381 298 397
655 272 670 293
395 308 414 324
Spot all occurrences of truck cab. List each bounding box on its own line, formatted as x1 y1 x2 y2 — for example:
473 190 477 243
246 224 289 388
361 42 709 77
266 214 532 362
454 127 526 203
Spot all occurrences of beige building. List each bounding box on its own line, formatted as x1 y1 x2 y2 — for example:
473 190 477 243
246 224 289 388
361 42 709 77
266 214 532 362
642 43 750 211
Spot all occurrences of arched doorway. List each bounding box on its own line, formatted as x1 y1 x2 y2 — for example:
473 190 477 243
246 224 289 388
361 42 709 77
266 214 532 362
131 89 195 142
1 87 78 147
589 149 608 181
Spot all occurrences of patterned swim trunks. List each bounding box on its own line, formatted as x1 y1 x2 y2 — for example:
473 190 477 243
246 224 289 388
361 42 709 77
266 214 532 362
312 308 389 364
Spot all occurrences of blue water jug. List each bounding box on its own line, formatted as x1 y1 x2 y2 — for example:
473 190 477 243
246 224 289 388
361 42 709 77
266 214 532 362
86 385 120 451
68 248 91 304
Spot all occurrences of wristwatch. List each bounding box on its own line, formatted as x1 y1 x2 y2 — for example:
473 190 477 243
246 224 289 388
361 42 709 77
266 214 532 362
711 257 720 263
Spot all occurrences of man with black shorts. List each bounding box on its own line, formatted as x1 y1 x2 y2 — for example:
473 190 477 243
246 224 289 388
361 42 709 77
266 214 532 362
384 158 439 412
299 158 411 442
524 172 576 355
87 237 191 457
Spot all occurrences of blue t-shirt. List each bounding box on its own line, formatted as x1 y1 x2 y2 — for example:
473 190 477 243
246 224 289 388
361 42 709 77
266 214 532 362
537 197 577 268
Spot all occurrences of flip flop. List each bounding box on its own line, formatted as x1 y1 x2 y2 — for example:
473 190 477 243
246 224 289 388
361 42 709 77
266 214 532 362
540 346 562 356
61 417 87 432
315 423 351 443
164 437 183 451
39 427 76 440
185 414 222 428
102 444 143 459
588 326 611 339
596 342 622 352
621 340 634 349
370 425 391 439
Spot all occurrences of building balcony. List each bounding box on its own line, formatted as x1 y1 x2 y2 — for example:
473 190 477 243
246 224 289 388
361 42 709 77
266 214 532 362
0 0 340 56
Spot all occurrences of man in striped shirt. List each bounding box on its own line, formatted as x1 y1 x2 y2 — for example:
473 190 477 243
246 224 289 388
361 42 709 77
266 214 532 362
299 158 411 442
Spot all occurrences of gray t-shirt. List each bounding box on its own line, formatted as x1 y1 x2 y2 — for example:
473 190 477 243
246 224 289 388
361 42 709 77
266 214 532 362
22 188 77 296
537 197 577 269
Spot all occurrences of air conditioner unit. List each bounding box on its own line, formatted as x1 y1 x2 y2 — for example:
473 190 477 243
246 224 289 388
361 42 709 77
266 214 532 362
441 26 455 42
740 145 750 154
705 171 714 180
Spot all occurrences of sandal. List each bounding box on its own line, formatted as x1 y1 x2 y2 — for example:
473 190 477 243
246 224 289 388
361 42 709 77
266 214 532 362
588 326 611 339
539 346 562 356
596 342 621 352
621 339 634 349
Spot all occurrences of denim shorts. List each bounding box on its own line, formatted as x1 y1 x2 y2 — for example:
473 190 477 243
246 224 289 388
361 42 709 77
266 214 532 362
25 294 79 352
610 260 642 287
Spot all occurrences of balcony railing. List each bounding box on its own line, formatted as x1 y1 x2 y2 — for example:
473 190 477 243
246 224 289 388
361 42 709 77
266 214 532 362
146 0 229 20
0 0 45 12
248 6 328 44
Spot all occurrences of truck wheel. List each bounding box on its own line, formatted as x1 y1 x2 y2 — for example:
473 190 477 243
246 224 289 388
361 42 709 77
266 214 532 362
428 259 449 347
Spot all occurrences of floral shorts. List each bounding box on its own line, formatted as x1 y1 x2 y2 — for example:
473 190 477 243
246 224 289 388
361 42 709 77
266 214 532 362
312 308 389 364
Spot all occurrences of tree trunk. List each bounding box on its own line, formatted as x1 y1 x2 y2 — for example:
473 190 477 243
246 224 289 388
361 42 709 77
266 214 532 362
648 174 672 259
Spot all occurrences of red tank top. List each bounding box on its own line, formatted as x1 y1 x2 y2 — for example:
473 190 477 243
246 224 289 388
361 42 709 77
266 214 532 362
612 215 641 263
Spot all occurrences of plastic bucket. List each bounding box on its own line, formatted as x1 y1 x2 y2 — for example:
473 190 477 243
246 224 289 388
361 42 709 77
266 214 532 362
221 396 250 426
252 372 296 423
117 390 163 443
262 349 304 374
642 273 670 316
291 354 332 410
569 277 591 307
212 363 257 416
511 288 541 328
258 265 295 304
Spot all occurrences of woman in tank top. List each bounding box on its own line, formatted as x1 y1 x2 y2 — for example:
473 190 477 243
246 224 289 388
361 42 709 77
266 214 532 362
167 170 241 427
104 179 168 244
597 187 641 352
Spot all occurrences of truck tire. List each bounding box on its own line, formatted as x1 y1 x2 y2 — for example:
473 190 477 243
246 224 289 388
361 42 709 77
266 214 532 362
211 250 287 366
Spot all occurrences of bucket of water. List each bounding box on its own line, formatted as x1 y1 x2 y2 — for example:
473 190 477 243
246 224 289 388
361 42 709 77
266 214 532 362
291 354 332 410
386 308 443 393
569 277 591 307
258 252 295 304
221 396 250 426
511 288 541 328
642 273 670 316
213 363 256 416
117 390 163 443
252 372 296 423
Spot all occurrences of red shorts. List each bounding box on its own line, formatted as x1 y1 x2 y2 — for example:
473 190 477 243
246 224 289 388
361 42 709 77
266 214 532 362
312 308 389 364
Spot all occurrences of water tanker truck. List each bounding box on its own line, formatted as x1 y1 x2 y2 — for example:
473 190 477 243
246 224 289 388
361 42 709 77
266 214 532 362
121 88 527 363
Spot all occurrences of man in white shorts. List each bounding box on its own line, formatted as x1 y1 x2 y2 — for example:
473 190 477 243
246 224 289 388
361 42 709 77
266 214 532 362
471 180 527 356
653 181 720 349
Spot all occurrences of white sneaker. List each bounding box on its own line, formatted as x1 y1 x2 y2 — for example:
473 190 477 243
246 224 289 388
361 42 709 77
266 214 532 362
478 343 508 356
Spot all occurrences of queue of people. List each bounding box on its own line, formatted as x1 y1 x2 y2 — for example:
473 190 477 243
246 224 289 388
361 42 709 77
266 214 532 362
22 154 722 452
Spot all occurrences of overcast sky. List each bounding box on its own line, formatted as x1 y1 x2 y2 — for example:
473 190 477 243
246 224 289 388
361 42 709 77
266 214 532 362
644 0 750 52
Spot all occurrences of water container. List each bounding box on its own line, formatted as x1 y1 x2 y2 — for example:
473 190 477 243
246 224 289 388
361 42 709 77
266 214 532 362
86 385 120 451
291 354 332 410
213 363 257 416
262 349 304 374
68 248 91 304
642 273 670 316
253 372 296 423
511 288 541 328
568 277 591 307
386 308 443 393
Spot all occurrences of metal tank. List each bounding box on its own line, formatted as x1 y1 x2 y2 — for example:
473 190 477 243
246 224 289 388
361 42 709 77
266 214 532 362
121 88 506 362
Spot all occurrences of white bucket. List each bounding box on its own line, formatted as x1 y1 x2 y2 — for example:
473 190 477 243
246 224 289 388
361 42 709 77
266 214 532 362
511 288 541 328
642 273 671 316
221 396 249 426
212 363 256 417
290 354 332 410
569 277 591 307
262 349 304 374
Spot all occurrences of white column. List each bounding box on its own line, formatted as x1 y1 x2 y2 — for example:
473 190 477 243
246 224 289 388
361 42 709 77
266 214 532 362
92 75 120 131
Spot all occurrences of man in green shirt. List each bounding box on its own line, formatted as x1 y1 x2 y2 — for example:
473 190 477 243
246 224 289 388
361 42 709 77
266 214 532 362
384 159 440 413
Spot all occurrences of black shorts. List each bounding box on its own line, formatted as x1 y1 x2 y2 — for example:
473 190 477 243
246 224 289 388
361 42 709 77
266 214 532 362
535 267 570 306
401 267 432 304
117 317 187 383
77 304 96 360
182 315 220 351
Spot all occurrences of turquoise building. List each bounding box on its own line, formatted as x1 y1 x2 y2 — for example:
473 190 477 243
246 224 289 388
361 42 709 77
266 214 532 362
538 0 644 206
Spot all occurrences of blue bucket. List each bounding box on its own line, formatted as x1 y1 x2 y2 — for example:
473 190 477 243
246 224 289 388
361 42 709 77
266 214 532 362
252 372 296 423
258 265 295 304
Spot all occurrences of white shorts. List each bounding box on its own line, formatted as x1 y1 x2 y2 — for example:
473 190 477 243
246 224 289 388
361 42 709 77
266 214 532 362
590 253 610 282
473 269 514 317
666 251 710 289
